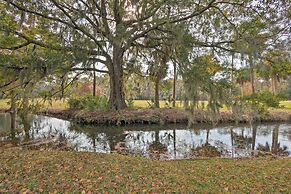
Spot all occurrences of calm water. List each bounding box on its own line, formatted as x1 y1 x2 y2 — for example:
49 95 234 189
0 113 290 160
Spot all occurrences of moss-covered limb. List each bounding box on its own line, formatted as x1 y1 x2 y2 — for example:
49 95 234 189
0 148 290 193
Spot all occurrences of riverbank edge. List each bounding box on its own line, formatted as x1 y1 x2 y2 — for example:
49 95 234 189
1 108 290 125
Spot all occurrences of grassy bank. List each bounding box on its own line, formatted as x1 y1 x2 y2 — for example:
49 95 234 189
0 148 290 193
1 99 290 125
41 108 291 125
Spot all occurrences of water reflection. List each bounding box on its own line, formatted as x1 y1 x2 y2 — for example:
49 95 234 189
0 113 290 160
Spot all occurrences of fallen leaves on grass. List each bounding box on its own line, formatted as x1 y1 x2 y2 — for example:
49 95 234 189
0 148 290 193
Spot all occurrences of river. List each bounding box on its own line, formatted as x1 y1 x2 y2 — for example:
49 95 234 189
0 113 290 160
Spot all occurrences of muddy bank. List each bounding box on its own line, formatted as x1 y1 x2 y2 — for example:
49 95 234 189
1 108 290 125
40 108 189 125
38 108 291 125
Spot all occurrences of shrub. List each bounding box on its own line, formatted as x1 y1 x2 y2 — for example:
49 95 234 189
244 91 281 108
288 78 291 99
147 99 155 108
68 95 109 111
126 98 135 108
68 97 82 109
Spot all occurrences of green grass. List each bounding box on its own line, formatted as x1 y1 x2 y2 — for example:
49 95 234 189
280 101 291 109
0 99 68 110
0 148 290 193
133 100 185 108
0 99 290 110
0 99 186 109
0 99 9 109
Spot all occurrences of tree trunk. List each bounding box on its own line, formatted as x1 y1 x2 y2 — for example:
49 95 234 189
173 129 176 159
93 63 96 97
155 130 159 143
10 91 17 131
241 83 244 97
154 78 160 108
271 75 277 95
231 53 234 84
230 128 234 158
23 100 30 131
172 63 177 107
108 44 127 110
249 55 256 94
271 125 279 154
252 124 257 155
206 128 210 144
20 94 31 140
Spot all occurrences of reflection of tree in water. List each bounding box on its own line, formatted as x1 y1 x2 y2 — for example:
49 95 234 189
0 114 18 143
30 116 60 140
0 114 11 131
231 127 253 150
280 127 291 141
251 124 257 155
257 142 288 156
257 125 289 156
69 123 127 152
20 120 289 159
125 131 149 155
148 130 167 160
255 126 272 136
192 128 221 157
18 116 82 150
71 124 187 159
229 124 260 157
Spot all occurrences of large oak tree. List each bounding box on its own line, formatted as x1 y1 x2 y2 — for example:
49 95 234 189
1 0 289 109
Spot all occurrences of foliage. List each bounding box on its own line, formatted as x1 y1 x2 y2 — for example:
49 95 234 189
288 78 291 99
68 95 109 111
1 0 288 110
192 143 221 157
180 55 231 115
147 99 156 109
126 98 134 109
234 91 288 122
259 49 291 80
236 68 251 84
164 96 174 109
149 141 167 153
244 91 282 108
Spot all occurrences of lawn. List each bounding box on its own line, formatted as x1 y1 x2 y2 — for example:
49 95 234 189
280 100 291 109
0 99 185 109
0 99 68 110
0 99 290 110
133 99 185 108
0 148 290 193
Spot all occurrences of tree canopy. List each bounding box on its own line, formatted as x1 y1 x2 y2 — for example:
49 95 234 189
0 0 290 110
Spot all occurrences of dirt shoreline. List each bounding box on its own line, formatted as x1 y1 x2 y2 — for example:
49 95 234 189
2 108 289 125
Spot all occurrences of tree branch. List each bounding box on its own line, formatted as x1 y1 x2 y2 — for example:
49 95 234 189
125 0 216 50
70 67 108 74
0 42 31 51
